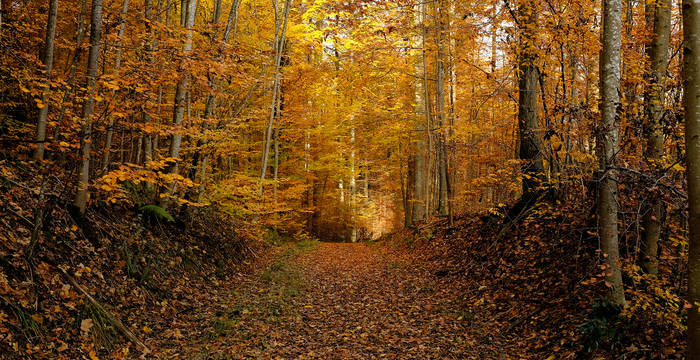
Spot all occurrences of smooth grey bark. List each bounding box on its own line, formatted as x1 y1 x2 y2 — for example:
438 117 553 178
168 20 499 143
73 0 104 214
598 0 626 308
640 0 671 276
404 155 414 227
350 127 357 242
33 0 59 161
517 0 545 195
684 0 700 356
102 0 130 172
142 0 155 168
212 0 221 23
446 0 457 224
435 0 448 216
272 89 282 202
411 1 427 223
421 7 433 219
163 0 197 201
259 0 291 196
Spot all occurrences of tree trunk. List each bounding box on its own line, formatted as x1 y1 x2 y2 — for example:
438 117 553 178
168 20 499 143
272 89 282 202
260 0 291 197
435 0 448 216
404 156 414 227
684 0 700 356
33 0 58 161
72 0 104 214
143 0 155 168
447 0 457 224
517 0 545 196
163 0 197 203
640 0 671 276
411 1 427 223
102 0 130 172
598 0 626 308
350 127 357 242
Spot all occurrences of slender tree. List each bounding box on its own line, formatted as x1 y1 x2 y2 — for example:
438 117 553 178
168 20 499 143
102 0 130 172
260 0 291 196
164 0 197 201
640 0 671 276
411 1 428 223
73 0 104 214
33 0 59 161
684 0 700 356
517 0 544 197
435 0 448 216
598 0 626 307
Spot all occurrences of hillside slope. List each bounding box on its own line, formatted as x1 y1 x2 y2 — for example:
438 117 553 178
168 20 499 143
0 158 260 359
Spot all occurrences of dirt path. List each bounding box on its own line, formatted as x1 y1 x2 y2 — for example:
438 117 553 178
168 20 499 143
172 241 476 359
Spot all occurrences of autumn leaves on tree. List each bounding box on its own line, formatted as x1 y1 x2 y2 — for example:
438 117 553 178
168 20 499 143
2 0 700 355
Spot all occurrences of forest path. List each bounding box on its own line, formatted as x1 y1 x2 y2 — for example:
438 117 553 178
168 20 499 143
178 241 477 359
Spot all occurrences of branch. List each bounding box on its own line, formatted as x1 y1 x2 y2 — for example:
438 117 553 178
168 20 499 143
60 269 150 353
611 166 687 200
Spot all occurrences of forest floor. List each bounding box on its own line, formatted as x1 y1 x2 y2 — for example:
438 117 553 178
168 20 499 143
164 240 493 360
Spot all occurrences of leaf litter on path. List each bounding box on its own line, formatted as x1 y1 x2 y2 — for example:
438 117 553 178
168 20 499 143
178 241 490 359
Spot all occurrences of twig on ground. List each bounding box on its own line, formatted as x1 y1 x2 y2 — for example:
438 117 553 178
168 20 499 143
60 269 150 353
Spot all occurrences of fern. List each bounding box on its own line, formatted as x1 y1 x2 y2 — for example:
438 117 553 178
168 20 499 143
139 205 175 222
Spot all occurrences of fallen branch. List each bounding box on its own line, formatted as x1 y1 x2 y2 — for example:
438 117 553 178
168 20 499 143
60 269 150 353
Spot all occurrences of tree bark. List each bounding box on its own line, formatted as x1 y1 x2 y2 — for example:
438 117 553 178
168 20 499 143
517 0 545 196
598 0 626 308
163 0 197 203
259 0 291 196
640 0 671 276
350 127 357 242
33 0 59 161
142 0 156 169
102 0 130 172
73 0 104 214
447 0 457 224
684 0 700 356
435 0 448 216
272 90 282 202
411 1 427 223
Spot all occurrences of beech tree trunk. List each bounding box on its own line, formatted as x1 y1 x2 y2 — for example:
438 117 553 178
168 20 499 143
260 0 291 196
33 0 58 161
435 0 448 216
411 1 427 224
72 0 104 214
598 0 626 308
163 0 197 202
447 0 457 224
517 0 545 196
142 0 155 168
639 0 671 276
102 0 130 172
684 0 700 356
350 127 357 242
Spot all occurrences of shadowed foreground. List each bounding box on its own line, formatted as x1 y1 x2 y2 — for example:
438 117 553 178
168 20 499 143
168 242 477 359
